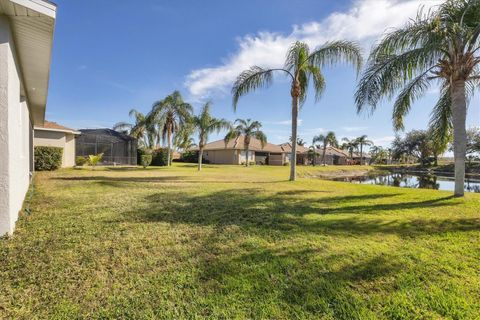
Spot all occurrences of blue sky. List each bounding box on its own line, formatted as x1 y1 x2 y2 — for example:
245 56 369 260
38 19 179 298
47 0 480 147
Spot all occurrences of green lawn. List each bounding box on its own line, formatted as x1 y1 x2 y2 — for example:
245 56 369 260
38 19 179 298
1 164 479 319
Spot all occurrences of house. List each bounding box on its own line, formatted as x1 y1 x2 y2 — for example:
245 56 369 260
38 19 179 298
0 0 56 236
312 146 349 165
201 136 285 165
75 129 138 165
278 143 310 165
34 121 81 167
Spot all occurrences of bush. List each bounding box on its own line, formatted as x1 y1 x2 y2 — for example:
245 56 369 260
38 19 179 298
151 148 169 166
181 150 199 163
34 146 63 171
87 153 103 170
75 156 87 166
141 154 152 168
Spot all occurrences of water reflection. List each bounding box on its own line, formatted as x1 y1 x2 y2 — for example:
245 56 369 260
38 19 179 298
335 172 480 193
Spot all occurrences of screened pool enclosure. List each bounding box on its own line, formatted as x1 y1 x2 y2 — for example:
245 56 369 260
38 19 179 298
76 129 137 165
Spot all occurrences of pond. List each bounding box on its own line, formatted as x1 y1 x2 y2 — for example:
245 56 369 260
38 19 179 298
333 172 480 193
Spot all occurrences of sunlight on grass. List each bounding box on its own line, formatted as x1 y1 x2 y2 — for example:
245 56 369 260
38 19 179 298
1 163 479 318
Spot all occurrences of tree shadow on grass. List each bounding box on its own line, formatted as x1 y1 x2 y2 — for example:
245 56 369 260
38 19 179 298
53 176 284 185
193 237 404 318
117 188 476 238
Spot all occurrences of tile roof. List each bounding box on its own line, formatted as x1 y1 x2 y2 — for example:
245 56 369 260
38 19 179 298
202 136 284 153
35 120 79 134
278 142 310 153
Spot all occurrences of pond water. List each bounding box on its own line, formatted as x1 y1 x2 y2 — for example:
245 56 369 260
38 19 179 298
333 172 480 193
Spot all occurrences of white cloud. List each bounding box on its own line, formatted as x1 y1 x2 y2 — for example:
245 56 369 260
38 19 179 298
341 126 369 132
371 135 396 147
185 0 442 100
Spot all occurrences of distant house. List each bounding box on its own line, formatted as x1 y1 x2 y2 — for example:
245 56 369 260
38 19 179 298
76 129 137 165
0 0 56 236
278 143 310 165
34 121 80 167
201 136 285 165
312 146 349 165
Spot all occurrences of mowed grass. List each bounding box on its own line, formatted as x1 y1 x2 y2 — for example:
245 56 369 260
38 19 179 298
1 164 479 319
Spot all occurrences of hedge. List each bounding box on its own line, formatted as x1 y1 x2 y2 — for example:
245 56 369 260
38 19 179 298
34 146 63 171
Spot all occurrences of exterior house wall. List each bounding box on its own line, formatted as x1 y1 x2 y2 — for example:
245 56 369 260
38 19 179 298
268 153 284 166
0 16 32 236
34 130 76 167
204 149 238 164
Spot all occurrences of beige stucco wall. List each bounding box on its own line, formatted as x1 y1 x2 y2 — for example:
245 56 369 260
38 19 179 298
204 149 239 164
0 16 32 236
34 130 76 167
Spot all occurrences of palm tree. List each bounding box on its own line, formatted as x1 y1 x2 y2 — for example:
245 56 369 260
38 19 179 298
313 131 338 166
151 91 193 166
113 109 156 148
224 119 267 167
193 102 230 171
355 0 480 196
355 135 373 165
341 137 359 162
232 40 362 180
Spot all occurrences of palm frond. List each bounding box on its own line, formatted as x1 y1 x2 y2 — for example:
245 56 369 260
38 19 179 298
232 67 275 110
429 87 452 148
392 72 431 131
309 40 363 75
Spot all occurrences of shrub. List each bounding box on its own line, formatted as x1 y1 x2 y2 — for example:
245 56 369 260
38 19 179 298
88 153 103 170
34 146 63 171
151 148 169 166
75 156 87 166
141 154 152 168
181 150 199 163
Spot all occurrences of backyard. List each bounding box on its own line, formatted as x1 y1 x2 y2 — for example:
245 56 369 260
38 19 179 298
1 164 479 319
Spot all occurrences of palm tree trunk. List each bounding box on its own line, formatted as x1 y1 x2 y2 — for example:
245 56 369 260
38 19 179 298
245 146 250 167
322 145 327 166
167 129 172 166
198 147 203 171
290 96 299 181
360 144 363 165
451 79 467 197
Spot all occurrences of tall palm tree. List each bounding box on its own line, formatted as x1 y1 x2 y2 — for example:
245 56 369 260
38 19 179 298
232 40 362 180
341 137 359 162
355 0 480 196
151 91 193 166
193 102 230 171
313 131 338 166
224 119 267 167
113 109 155 148
355 135 373 165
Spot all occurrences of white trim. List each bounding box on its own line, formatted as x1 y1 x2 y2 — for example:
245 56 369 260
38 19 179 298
34 126 80 135
10 0 56 18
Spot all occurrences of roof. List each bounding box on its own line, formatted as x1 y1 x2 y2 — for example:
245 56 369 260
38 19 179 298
313 146 350 157
278 142 310 154
34 120 80 134
78 128 137 142
0 0 57 125
202 136 284 153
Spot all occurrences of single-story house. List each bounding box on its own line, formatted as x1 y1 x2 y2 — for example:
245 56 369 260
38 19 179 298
278 143 310 165
76 129 138 165
201 136 286 165
34 121 81 167
0 0 56 236
311 146 350 165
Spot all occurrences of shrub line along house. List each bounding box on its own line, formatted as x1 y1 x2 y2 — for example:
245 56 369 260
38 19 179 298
0 0 56 236
34 121 80 167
